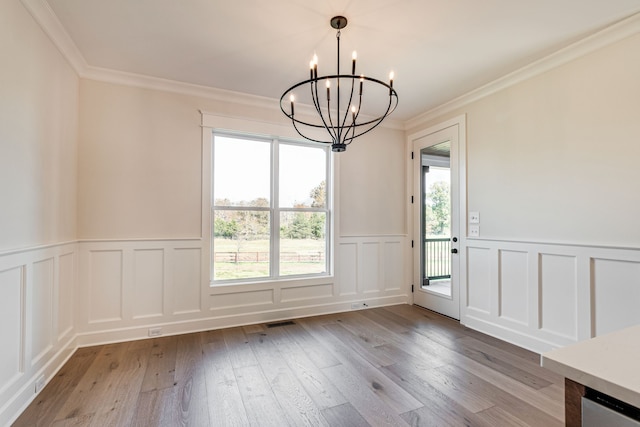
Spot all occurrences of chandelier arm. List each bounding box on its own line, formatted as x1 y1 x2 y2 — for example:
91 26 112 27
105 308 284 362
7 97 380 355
279 74 398 147
325 97 336 142
342 89 362 145
291 117 333 144
312 79 338 143
344 93 397 143
280 84 397 129
339 77 357 134
345 88 398 128
310 80 324 118
352 91 363 123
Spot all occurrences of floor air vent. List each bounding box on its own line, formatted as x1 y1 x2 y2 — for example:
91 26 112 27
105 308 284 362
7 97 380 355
266 320 296 328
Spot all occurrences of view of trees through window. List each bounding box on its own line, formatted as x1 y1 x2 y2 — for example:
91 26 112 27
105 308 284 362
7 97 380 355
212 135 329 281
424 180 450 237
423 165 451 281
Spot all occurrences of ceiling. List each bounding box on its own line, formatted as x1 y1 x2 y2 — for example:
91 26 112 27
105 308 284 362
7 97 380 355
44 0 640 123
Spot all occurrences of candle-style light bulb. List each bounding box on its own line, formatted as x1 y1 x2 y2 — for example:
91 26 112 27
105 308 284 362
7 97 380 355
351 105 357 121
352 51 357 75
290 94 295 116
326 80 330 101
389 71 395 95
312 53 318 79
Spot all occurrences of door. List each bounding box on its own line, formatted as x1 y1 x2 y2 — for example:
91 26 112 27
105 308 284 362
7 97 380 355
412 124 461 319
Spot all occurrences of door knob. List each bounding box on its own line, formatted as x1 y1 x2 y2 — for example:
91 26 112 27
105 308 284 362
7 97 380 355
451 248 458 254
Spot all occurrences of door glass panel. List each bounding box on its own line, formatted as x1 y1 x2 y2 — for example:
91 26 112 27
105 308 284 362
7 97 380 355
421 152 452 297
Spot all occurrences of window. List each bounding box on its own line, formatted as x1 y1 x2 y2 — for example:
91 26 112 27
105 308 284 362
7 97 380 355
212 133 330 283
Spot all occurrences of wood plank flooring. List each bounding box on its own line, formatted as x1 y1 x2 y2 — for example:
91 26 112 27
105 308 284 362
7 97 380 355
14 305 564 426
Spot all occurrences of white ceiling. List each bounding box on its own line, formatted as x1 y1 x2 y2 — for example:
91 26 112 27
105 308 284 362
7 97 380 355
44 0 640 122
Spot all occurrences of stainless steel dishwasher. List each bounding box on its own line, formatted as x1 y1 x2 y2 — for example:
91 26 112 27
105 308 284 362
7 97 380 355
582 391 640 427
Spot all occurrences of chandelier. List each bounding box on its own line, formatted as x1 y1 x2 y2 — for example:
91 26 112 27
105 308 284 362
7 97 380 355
280 16 398 152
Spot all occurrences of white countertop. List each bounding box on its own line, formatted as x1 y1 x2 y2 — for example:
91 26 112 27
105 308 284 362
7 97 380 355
541 324 640 408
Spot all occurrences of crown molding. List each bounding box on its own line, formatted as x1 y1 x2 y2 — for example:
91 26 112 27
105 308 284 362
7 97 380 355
23 0 637 133
20 0 404 131
20 0 88 74
83 66 405 131
84 65 283 110
405 12 640 130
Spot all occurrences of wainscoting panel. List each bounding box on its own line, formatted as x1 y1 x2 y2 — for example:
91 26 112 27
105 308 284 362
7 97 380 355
31 258 54 365
75 236 407 341
207 235 409 323
77 240 204 334
210 288 275 311
0 266 23 394
340 235 408 299
0 243 78 427
172 247 202 315
337 242 357 296
592 258 640 336
132 249 164 319
498 250 528 325
361 241 381 294
466 246 492 314
3 236 409 425
88 250 123 323
383 240 404 291
540 253 578 340
462 238 640 353
280 282 334 303
57 252 75 342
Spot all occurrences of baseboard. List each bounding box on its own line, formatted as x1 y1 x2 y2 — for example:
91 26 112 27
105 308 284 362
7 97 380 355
2 334 78 427
3 295 409 425
76 295 410 347
462 314 562 355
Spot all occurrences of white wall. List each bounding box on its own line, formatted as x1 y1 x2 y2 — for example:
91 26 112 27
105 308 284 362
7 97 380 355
408 27 640 352
0 0 78 252
339 126 407 236
73 84 409 348
6 1 640 423
78 80 407 240
0 0 79 424
2 5 410 419
77 80 202 239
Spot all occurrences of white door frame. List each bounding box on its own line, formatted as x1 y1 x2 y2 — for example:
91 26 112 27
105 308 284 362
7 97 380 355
407 115 466 320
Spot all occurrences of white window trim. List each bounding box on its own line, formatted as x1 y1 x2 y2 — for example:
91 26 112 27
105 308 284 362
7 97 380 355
200 111 338 288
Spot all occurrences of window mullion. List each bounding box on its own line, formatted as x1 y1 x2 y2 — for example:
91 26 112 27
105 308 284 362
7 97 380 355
272 138 280 279
325 148 331 275
211 132 330 284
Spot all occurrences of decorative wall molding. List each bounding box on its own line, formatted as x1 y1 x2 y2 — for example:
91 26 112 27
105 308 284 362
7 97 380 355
19 0 88 73
0 233 408 423
72 235 409 346
461 237 640 354
22 0 639 133
405 12 640 129
6 235 639 421
0 242 78 427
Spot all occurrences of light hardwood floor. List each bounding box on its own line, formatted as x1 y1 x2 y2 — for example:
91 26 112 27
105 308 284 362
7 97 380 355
14 305 564 426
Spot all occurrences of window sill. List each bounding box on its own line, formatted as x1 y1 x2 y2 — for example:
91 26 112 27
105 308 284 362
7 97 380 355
209 274 334 291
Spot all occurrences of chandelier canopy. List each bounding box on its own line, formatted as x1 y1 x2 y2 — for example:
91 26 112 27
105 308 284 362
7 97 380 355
280 16 398 152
